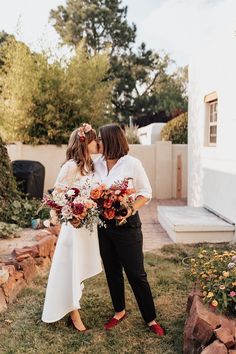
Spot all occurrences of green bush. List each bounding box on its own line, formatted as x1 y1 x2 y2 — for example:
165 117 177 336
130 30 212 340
161 113 187 144
0 136 50 237
125 125 140 144
0 222 21 239
190 249 236 315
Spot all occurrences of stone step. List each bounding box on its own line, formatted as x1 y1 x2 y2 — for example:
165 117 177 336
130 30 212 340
157 206 235 243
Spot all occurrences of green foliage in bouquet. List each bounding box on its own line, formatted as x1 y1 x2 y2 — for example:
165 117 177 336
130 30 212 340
190 249 236 315
161 113 187 144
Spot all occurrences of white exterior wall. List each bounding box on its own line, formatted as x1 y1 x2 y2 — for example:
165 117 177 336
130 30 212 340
188 26 236 223
138 123 166 144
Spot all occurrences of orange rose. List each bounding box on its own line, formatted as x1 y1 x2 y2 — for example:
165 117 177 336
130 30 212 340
90 188 103 200
104 209 115 220
117 195 124 202
77 210 88 219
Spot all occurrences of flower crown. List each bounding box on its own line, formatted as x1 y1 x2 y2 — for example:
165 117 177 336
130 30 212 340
77 123 92 142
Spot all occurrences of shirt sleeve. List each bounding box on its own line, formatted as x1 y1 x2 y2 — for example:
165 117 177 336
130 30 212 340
54 160 79 189
133 159 152 199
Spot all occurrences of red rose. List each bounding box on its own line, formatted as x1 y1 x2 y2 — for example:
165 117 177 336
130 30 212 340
103 209 115 220
103 199 113 209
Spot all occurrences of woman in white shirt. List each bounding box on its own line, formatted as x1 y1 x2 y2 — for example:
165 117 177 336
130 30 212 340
94 124 165 336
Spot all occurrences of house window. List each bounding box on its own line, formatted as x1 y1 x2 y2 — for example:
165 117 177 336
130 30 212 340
204 92 218 146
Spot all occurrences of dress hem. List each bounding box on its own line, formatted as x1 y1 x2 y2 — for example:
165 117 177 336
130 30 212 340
41 267 103 323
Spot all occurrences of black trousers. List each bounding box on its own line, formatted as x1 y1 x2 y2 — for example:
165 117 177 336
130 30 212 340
98 213 156 323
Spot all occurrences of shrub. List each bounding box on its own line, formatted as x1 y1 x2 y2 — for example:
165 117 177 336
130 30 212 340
0 222 21 239
161 113 187 144
0 135 22 224
125 125 140 144
190 249 236 315
0 136 49 237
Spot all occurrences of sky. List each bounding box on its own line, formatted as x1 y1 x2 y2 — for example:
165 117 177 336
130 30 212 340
0 0 235 67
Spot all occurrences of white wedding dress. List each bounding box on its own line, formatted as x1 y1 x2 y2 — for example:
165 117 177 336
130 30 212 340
42 159 102 323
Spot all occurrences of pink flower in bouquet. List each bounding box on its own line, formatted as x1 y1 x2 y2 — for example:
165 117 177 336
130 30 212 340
61 205 73 219
229 291 236 297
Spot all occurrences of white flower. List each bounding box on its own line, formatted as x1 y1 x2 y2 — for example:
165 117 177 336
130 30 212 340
43 219 51 228
66 189 75 197
228 262 235 269
61 205 73 219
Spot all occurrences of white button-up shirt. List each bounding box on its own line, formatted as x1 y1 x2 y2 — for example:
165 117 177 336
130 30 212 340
93 155 152 200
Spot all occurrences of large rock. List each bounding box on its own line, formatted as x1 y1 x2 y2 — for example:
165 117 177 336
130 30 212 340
19 256 37 283
0 268 9 286
0 288 7 313
215 325 235 348
37 235 57 257
12 246 39 259
184 295 221 354
201 340 228 354
2 276 26 304
47 224 61 236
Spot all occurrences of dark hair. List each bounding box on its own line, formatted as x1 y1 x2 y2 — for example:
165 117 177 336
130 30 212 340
99 124 129 160
66 127 97 175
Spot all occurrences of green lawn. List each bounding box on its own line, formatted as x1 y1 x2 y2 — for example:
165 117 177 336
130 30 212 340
0 244 232 354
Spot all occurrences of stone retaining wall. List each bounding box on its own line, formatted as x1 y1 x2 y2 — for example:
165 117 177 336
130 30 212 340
184 289 236 354
0 226 60 313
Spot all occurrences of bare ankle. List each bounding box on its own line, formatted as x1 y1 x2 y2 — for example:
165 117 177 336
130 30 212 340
114 310 126 320
148 320 156 326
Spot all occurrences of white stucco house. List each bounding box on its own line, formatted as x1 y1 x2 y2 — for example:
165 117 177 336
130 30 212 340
158 23 236 243
138 123 166 145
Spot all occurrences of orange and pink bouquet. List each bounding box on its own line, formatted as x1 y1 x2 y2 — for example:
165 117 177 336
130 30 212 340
90 178 135 225
42 180 103 232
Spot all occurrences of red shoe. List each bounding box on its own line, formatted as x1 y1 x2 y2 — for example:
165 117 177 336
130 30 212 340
104 313 127 330
149 323 165 336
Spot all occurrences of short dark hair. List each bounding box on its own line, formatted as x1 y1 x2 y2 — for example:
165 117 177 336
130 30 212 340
99 124 129 160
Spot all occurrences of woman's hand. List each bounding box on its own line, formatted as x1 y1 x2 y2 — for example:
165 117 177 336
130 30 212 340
116 207 133 225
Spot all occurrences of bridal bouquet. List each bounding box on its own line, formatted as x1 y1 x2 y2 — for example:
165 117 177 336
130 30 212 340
42 183 102 232
90 178 135 225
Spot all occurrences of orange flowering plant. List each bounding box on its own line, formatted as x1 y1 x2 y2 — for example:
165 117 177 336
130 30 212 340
90 178 135 225
190 249 236 314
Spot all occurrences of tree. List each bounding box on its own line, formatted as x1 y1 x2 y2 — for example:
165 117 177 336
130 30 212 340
0 39 113 144
50 0 136 53
50 0 188 125
0 38 40 142
111 44 188 125
0 135 21 223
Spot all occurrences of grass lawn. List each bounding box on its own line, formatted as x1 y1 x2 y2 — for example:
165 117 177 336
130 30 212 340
1 243 234 354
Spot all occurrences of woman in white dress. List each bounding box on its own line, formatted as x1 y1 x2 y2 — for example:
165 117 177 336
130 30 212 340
42 124 102 332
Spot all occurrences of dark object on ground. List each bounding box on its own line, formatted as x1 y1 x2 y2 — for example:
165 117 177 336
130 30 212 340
12 160 45 199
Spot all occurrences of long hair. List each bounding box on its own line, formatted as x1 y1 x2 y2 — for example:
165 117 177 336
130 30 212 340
99 124 129 160
66 127 97 175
